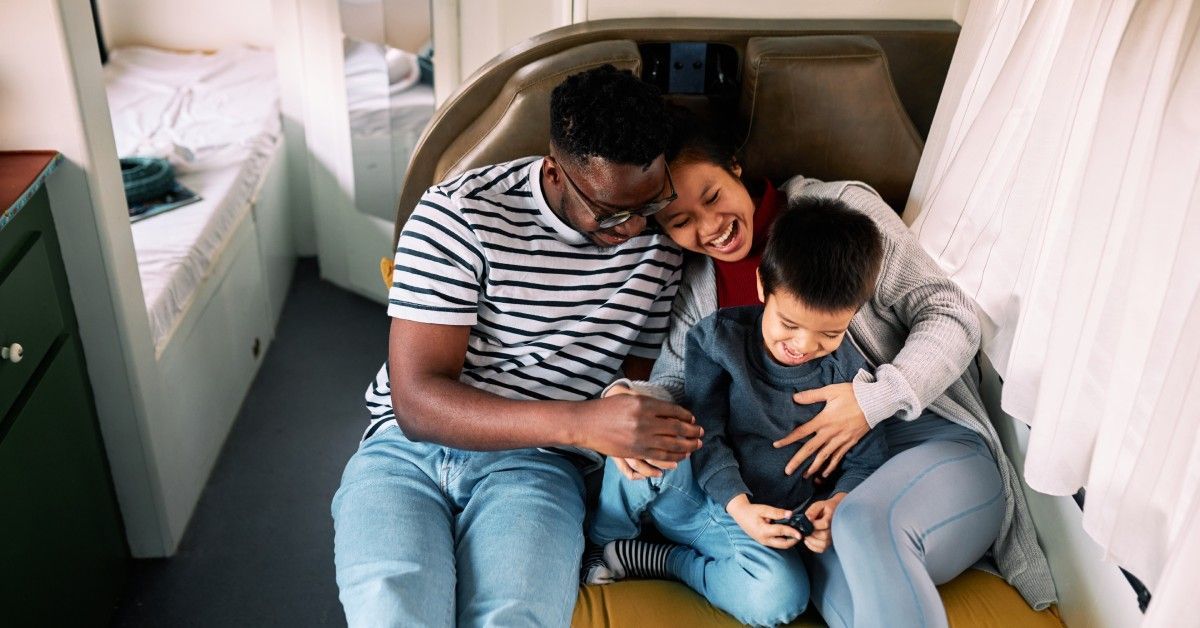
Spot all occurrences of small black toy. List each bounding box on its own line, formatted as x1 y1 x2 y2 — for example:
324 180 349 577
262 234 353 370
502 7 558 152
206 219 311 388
772 510 815 536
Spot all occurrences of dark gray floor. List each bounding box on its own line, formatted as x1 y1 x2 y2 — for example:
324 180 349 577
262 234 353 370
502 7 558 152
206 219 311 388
112 258 388 627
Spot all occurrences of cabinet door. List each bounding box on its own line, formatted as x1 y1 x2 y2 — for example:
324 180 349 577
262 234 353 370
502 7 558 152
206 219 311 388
0 340 128 625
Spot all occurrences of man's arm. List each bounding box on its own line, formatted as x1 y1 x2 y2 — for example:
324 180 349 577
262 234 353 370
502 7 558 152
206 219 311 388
389 318 703 461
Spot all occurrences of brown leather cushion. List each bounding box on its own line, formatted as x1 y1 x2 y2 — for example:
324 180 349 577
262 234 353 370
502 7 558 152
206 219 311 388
434 40 642 182
572 570 1064 627
738 35 923 211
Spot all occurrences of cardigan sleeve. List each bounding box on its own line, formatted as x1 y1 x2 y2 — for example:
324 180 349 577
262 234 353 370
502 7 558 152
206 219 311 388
844 183 982 426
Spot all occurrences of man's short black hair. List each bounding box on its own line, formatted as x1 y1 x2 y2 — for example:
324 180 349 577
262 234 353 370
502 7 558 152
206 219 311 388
550 64 671 167
760 197 884 313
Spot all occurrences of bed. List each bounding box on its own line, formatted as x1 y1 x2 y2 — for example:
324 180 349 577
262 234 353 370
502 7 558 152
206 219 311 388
343 38 435 223
102 45 296 547
105 46 286 351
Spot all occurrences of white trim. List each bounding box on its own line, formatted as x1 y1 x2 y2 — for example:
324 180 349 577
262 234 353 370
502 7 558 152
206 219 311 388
271 0 318 256
39 0 174 557
253 138 297 327
432 0 462 105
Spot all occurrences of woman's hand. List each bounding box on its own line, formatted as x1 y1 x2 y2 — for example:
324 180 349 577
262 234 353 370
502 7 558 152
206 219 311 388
773 383 869 478
605 384 684 480
725 495 802 549
801 492 846 553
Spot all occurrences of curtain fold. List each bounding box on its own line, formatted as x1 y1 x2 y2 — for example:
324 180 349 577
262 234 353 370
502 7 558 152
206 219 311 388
904 0 1200 623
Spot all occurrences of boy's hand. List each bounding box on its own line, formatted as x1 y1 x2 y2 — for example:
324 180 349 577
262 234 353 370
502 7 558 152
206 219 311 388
576 394 702 462
773 383 869 478
802 492 847 553
604 385 687 479
612 456 679 480
726 494 802 549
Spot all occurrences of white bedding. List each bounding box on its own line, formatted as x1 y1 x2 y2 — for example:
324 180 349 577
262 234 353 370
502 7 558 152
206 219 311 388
105 46 281 351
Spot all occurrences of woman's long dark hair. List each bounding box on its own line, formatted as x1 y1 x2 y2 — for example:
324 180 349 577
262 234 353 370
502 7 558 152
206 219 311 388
666 107 741 175
666 107 764 196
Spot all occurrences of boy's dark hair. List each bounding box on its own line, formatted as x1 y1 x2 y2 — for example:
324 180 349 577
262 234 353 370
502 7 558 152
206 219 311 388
550 65 671 167
760 197 884 313
666 107 740 175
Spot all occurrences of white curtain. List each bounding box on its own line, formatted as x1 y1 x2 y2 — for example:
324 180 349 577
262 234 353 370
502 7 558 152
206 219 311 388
903 0 1200 623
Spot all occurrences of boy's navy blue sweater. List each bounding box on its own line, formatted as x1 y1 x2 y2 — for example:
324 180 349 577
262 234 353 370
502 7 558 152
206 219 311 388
684 305 888 510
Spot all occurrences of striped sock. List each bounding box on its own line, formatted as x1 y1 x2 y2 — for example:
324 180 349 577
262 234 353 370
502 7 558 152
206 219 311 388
581 542 615 585
602 539 677 581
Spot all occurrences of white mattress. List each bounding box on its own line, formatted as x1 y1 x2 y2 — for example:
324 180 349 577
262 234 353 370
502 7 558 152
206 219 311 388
105 46 282 351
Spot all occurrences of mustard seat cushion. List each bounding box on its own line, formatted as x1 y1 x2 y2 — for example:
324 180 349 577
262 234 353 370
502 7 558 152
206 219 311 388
572 570 1063 627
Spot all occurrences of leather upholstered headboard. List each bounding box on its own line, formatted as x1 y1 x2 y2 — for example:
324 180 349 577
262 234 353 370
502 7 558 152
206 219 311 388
394 18 958 243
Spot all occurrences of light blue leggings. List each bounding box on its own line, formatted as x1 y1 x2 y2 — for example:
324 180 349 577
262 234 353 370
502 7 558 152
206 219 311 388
805 414 1004 628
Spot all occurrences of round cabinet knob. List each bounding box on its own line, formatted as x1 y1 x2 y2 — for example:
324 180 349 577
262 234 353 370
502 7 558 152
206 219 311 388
2 343 23 364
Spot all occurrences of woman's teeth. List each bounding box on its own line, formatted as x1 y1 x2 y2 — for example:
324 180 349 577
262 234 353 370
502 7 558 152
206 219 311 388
708 221 737 249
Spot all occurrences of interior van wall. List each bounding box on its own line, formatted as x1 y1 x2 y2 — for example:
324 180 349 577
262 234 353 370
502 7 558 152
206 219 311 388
96 0 274 50
341 0 431 53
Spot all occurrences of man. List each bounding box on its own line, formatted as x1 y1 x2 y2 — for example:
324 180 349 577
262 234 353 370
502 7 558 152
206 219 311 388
332 65 702 627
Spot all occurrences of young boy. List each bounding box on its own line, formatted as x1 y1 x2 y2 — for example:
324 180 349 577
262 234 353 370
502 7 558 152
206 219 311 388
587 197 889 626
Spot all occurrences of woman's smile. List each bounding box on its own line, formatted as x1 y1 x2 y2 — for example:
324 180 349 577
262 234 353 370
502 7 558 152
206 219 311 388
704 219 743 254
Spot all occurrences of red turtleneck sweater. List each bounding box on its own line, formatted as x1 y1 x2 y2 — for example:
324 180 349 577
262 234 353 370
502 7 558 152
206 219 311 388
714 180 782 309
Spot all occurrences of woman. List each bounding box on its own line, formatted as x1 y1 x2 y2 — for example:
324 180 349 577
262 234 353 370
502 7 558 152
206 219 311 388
605 123 1057 627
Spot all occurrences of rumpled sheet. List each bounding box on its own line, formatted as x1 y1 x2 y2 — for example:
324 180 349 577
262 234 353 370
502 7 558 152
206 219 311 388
105 46 281 351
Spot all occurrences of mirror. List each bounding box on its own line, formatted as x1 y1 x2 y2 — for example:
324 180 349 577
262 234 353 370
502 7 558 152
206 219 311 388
340 0 435 223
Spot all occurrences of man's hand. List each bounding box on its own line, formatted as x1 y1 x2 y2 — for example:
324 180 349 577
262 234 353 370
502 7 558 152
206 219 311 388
772 383 869 478
801 492 846 553
575 394 702 463
604 384 686 480
725 494 802 549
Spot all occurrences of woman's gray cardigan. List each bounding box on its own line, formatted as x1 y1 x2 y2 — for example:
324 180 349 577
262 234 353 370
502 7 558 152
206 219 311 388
614 176 1057 610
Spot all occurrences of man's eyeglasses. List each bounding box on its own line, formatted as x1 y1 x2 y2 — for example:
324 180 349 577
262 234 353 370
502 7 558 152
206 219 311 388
556 159 678 230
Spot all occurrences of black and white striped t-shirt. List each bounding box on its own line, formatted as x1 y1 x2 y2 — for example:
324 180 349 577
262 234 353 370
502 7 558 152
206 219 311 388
363 157 683 439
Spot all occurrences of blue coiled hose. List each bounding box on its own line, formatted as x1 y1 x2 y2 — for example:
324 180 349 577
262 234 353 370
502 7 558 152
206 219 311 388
119 156 175 209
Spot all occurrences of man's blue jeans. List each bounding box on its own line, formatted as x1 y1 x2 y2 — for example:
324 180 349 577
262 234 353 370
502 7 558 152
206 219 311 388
332 427 586 627
590 458 809 627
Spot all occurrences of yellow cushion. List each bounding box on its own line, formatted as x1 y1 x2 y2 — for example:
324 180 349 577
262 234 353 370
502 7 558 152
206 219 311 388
380 257 394 287
572 570 1063 627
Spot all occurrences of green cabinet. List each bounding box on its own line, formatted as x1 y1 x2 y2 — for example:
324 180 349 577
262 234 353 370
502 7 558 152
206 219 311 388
0 153 129 625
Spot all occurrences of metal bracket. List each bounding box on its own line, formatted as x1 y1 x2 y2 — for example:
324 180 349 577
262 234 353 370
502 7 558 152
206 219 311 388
668 43 707 94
